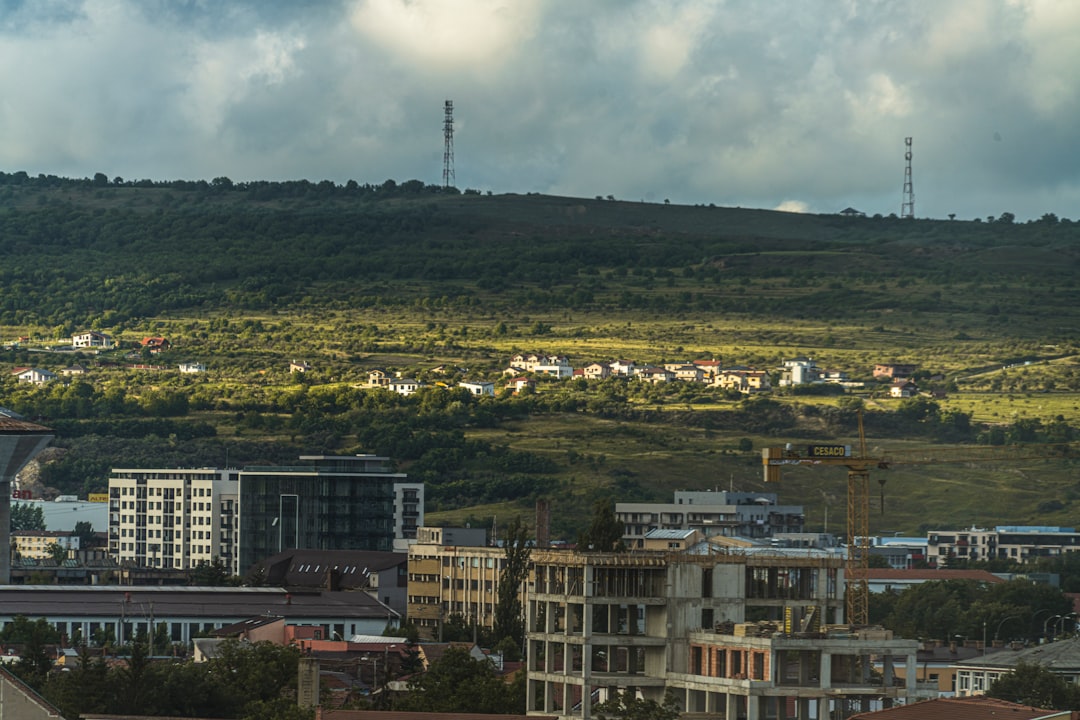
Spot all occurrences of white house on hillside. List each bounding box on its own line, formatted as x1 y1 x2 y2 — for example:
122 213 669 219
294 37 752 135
12 368 57 385
72 331 112 349
458 381 495 396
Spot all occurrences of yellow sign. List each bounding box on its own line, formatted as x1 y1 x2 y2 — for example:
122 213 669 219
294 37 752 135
806 445 851 458
87 493 109 503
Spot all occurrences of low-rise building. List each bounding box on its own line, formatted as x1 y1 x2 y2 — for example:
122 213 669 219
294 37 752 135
618 491 805 547
12 368 56 385
714 369 772 393
71 331 112 349
869 536 930 569
890 379 918 398
780 358 820 386
866 569 1004 595
251 549 409 619
11 530 79 560
874 363 917 380
954 637 1080 698
459 381 495 396
850 696 1066 720
927 526 1080 567
141 336 171 353
0 585 398 646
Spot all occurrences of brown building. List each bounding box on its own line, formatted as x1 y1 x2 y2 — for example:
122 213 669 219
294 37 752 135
407 527 504 640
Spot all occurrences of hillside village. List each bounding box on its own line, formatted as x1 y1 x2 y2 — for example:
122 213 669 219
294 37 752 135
7 332 933 403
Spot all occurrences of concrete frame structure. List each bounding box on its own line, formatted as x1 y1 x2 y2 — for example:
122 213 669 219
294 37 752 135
617 491 805 548
525 547 909 720
675 626 917 719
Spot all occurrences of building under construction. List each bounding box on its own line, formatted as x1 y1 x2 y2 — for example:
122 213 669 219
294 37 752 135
525 544 917 720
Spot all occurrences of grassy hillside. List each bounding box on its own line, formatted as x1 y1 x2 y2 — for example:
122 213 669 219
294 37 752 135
1 173 1078 538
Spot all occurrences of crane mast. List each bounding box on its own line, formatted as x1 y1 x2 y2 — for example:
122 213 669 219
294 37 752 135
763 415 1075 626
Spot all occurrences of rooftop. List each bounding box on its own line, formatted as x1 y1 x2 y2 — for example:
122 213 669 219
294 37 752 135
867 569 1005 583
0 586 398 620
956 636 1080 672
849 696 1066 720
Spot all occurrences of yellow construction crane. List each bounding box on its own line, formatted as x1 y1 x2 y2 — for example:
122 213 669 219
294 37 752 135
763 415 1076 626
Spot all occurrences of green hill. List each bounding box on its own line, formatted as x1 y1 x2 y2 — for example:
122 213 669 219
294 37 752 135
1 173 1078 538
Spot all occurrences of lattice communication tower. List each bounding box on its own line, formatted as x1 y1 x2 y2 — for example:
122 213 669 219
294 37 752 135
901 137 914 219
442 100 455 189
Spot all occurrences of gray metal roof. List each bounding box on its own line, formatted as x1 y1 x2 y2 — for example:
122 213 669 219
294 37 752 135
0 586 398 620
644 528 698 540
956 636 1080 671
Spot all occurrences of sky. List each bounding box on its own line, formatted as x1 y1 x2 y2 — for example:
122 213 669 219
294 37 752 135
2 0 1079 221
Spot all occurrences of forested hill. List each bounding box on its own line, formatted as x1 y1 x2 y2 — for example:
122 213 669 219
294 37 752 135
1 171 1078 337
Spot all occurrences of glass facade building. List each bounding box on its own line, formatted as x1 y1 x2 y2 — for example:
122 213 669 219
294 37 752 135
238 455 401 572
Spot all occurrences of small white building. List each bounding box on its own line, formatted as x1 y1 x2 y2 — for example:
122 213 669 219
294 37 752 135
72 331 112 349
178 362 206 374
12 368 57 385
458 381 495 397
780 358 820 386
388 378 421 396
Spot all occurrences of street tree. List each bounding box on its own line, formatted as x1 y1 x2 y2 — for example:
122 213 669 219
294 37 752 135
577 499 625 552
988 661 1080 709
494 515 531 657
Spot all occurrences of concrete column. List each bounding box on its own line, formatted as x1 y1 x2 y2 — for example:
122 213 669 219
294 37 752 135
906 653 917 695
747 694 759 720
725 692 738 720
820 651 832 689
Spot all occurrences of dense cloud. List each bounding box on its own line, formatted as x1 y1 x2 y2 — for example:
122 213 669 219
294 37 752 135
1 0 1078 220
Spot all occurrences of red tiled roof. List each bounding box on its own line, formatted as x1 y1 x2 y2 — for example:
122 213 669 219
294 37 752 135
849 696 1066 719
867 569 1004 583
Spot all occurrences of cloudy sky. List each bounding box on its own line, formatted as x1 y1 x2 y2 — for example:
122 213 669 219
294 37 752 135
2 0 1079 220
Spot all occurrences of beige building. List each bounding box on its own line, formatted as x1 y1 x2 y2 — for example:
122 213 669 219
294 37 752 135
407 526 505 640
526 546 917 720
11 530 79 560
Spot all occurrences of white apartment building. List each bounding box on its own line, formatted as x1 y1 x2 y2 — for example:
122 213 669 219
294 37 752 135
109 465 422 575
108 468 240 574
927 525 1080 566
617 491 805 548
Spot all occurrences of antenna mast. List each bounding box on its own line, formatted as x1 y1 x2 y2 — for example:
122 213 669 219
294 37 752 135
442 100 455 189
901 137 914 219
